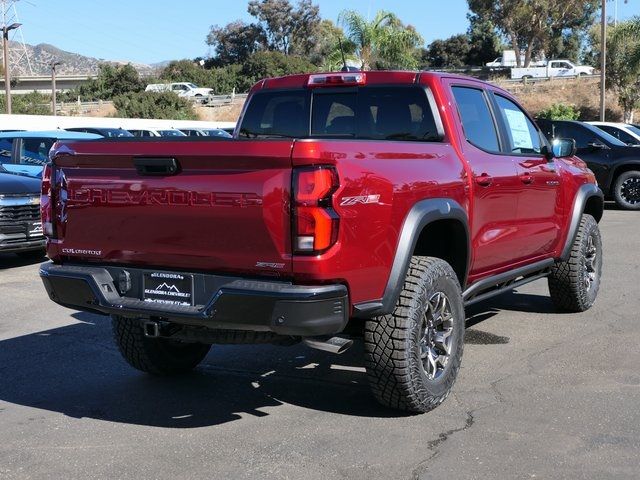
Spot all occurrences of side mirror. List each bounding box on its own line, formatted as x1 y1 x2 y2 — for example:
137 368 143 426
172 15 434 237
551 138 577 158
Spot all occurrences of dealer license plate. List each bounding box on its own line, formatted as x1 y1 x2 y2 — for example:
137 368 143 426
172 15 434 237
143 272 193 306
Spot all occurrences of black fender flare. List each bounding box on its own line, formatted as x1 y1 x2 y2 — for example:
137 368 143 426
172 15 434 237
352 198 470 318
560 183 604 261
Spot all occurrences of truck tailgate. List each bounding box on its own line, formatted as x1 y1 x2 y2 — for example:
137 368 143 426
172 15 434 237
48 140 293 277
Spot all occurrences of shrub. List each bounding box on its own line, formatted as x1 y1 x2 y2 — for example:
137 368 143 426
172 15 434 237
113 91 197 120
537 103 581 120
0 91 52 115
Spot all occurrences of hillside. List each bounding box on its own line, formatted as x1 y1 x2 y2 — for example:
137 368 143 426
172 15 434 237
496 77 626 121
7 41 156 77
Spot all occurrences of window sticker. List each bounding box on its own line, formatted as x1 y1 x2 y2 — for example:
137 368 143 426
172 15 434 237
504 108 533 150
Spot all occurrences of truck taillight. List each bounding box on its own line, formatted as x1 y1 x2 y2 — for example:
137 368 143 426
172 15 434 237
41 163 54 237
293 167 339 254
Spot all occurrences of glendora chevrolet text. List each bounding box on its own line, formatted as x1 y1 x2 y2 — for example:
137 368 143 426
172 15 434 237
39 71 604 413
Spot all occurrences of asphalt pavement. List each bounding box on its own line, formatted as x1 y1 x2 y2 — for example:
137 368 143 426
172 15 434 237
0 206 638 480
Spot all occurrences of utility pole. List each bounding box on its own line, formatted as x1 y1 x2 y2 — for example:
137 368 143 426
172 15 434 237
1 22 20 114
599 0 607 122
50 61 61 115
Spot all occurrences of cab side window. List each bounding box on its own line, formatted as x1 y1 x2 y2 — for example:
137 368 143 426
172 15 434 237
600 126 638 145
21 138 54 166
452 86 500 152
494 95 542 155
0 138 14 163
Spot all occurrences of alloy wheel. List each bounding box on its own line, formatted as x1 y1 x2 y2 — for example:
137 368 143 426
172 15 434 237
419 292 455 380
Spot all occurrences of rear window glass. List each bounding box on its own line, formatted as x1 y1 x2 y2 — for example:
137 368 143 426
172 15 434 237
239 87 440 142
239 91 309 139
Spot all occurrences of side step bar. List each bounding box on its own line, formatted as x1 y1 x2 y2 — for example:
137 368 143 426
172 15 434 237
462 259 555 307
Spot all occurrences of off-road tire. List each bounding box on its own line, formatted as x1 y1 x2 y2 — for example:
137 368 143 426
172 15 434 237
364 257 465 413
112 316 211 375
613 170 640 210
548 214 602 312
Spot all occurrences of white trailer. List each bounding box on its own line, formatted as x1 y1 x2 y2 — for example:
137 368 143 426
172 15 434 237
486 50 545 68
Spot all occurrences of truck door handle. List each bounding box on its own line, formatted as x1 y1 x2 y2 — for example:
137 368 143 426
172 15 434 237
134 157 180 176
520 173 533 185
475 173 493 187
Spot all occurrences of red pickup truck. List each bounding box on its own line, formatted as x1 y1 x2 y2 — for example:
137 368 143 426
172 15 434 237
39 71 604 413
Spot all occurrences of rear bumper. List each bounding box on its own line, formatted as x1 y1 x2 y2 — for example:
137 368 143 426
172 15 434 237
39 263 349 337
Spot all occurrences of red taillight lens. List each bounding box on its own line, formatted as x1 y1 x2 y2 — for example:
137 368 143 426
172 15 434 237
293 167 339 254
41 163 54 237
41 163 52 197
296 168 334 204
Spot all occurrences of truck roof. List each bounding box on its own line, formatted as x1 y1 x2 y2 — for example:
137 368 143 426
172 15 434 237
254 70 497 91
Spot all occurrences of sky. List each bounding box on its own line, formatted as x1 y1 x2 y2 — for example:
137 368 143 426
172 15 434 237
10 0 640 65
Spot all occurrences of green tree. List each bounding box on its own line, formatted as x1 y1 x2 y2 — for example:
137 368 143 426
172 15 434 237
466 15 502 66
61 63 144 102
607 18 640 123
160 59 211 85
113 91 197 120
238 51 317 91
303 20 357 70
206 21 267 66
99 64 145 97
209 64 243 94
547 29 583 62
158 60 242 95
247 0 321 55
339 10 423 70
424 35 471 68
467 0 600 67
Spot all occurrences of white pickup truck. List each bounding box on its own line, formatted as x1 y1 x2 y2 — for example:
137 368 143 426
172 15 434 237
145 82 213 98
511 60 595 80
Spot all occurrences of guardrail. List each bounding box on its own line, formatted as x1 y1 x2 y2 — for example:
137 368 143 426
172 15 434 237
55 93 249 114
189 93 249 107
498 74 600 85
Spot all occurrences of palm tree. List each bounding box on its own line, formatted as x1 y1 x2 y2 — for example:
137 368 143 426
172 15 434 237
338 10 423 70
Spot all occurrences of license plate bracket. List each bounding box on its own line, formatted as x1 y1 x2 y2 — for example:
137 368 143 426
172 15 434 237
143 272 193 306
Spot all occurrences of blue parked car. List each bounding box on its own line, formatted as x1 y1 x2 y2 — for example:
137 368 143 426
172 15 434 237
0 130 101 178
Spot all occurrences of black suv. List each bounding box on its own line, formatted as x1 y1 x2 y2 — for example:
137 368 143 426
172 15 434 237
0 172 45 258
537 119 640 209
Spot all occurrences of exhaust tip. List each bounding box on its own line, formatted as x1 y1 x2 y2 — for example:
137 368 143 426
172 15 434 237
303 336 353 355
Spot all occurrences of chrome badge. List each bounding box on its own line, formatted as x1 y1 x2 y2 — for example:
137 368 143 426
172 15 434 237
340 194 381 207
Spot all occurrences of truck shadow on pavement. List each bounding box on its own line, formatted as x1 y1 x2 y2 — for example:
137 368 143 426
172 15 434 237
0 289 555 428
0 313 405 428
0 253 47 270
